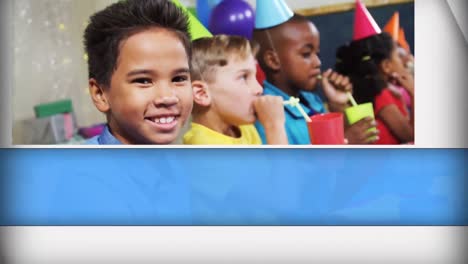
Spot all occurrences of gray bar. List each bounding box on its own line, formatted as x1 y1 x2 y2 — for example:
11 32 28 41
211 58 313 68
0 0 13 146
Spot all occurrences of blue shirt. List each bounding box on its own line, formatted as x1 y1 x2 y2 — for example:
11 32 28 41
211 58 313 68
84 125 122 145
255 81 326 145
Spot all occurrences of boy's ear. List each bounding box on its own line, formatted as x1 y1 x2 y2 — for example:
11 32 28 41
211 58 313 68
192 80 211 107
89 78 110 113
263 49 281 71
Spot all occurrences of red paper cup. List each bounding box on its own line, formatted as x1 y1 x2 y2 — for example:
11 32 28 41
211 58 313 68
307 113 345 145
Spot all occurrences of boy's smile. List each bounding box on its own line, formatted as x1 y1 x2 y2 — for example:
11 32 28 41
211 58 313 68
99 28 193 144
144 110 181 132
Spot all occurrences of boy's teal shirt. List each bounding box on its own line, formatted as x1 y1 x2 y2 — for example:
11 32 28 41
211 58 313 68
85 125 121 145
255 81 326 145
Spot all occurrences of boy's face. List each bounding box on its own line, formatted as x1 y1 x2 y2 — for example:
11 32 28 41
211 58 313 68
99 29 193 144
208 54 263 126
277 21 322 91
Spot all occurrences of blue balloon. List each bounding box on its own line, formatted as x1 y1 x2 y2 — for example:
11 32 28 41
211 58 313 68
197 0 222 27
207 0 222 8
209 0 255 39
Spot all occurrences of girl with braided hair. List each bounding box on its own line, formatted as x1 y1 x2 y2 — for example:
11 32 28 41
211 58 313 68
335 32 414 144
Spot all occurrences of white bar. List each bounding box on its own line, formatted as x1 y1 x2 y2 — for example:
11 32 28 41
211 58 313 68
2 226 465 264
415 0 468 147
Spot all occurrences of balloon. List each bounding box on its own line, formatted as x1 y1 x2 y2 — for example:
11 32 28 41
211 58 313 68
207 0 222 8
197 0 222 28
208 0 255 39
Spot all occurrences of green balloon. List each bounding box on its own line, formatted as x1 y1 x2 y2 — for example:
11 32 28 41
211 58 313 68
171 0 212 41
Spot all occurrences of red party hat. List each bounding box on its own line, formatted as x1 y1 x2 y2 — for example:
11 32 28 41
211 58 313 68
353 0 381 41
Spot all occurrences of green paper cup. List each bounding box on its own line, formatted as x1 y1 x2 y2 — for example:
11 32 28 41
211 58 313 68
344 102 377 139
345 102 374 124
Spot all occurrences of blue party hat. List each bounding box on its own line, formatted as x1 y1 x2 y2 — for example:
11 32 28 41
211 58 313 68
255 0 294 29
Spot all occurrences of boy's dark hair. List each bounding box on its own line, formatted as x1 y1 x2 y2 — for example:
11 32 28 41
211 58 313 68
253 14 311 77
335 32 395 104
84 0 192 87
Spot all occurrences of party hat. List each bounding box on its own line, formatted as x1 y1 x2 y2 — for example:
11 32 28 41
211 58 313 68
353 0 381 41
383 12 400 41
398 28 411 52
255 0 294 29
172 0 212 40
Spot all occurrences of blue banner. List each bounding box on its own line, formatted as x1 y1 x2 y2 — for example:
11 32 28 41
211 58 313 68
1 149 466 225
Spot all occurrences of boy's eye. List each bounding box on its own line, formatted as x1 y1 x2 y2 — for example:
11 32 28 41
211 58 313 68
301 52 312 58
240 74 248 80
172 75 189 83
132 78 152 85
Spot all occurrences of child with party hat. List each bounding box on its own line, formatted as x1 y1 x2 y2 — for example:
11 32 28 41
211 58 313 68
180 4 288 145
383 11 414 75
183 35 288 145
335 0 414 144
253 0 378 145
398 28 414 76
383 11 414 112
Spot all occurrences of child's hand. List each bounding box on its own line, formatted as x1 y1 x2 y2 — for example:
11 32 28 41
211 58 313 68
344 117 379 144
321 69 353 111
391 71 414 97
254 95 285 128
254 95 288 144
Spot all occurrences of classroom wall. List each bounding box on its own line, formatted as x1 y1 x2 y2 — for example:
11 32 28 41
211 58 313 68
310 2 415 70
12 0 115 143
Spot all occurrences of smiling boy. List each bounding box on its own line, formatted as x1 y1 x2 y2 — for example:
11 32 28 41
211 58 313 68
84 0 193 144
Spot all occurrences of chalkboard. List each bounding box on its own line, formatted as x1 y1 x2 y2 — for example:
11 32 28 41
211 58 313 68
308 2 414 70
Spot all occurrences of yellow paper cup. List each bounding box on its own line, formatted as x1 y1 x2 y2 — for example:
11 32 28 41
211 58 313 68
345 102 374 124
344 102 377 139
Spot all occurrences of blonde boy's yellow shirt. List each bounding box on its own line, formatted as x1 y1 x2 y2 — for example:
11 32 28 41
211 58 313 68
183 123 262 145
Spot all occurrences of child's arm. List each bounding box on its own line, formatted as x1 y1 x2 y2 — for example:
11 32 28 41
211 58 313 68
392 71 415 128
378 70 414 143
253 96 288 145
378 105 414 143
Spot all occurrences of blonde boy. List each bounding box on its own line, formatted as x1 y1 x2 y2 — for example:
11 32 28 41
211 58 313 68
184 35 287 145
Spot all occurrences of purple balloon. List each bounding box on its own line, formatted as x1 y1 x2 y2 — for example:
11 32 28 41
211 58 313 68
208 0 255 39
